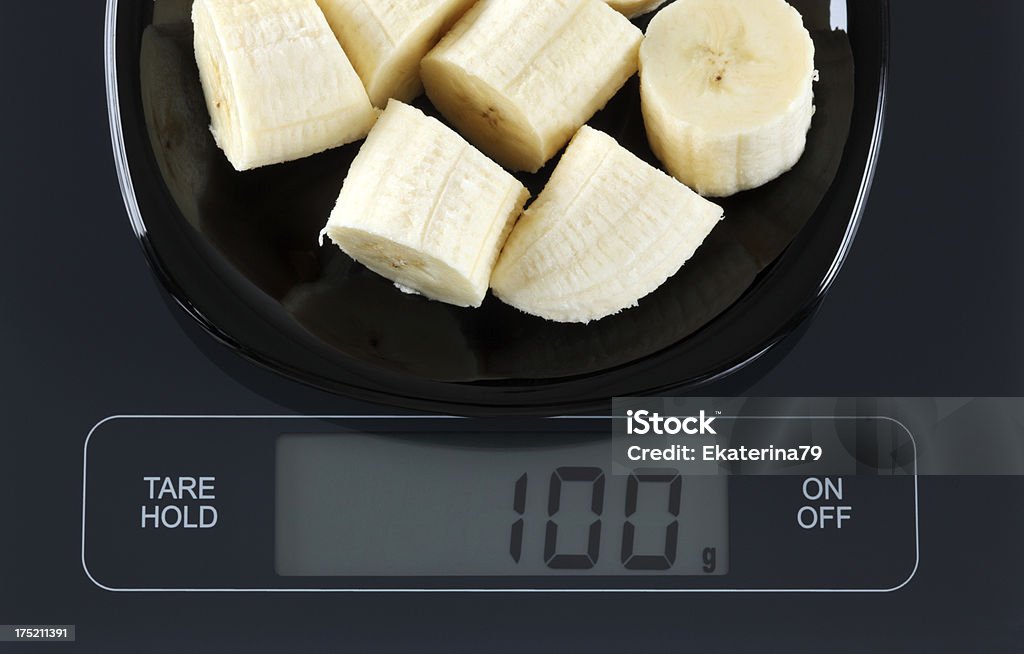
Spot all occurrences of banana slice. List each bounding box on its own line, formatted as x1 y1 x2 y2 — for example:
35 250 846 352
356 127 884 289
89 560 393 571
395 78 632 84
421 0 642 173
603 0 668 19
640 0 816 197
192 0 378 171
315 0 475 107
321 100 530 308
491 126 724 323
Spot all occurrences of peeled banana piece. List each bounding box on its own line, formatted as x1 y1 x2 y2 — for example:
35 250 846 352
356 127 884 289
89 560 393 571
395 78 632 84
421 0 643 172
192 0 377 171
315 0 475 107
321 100 530 308
640 0 816 197
491 126 724 323
603 0 668 19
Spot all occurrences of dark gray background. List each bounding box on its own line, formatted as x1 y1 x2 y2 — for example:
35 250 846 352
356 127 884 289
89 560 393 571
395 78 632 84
2 1 1023 652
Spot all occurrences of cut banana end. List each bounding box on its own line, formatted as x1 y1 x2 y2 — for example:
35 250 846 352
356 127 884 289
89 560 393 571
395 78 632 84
315 0 475 108
192 0 377 171
491 126 724 324
421 0 642 173
640 0 816 197
321 100 530 308
603 0 668 19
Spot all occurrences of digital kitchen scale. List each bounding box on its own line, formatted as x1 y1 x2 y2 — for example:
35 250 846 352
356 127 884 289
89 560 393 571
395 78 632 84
94 0 916 597
2 0 1023 651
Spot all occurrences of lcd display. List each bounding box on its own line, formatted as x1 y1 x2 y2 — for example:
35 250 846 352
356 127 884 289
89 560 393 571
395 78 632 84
276 434 728 576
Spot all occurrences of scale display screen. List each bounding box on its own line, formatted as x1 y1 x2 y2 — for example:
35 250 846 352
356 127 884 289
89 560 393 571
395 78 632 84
275 434 728 577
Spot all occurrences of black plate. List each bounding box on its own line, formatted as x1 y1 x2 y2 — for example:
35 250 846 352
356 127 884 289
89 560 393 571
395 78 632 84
106 0 888 414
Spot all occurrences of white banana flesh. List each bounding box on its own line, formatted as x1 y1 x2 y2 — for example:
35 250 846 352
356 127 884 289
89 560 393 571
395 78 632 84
640 0 816 197
192 0 378 171
315 0 475 108
321 100 530 309
421 0 643 173
491 126 724 323
603 0 668 19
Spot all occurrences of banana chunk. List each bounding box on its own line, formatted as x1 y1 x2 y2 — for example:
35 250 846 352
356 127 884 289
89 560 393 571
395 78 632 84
421 0 642 173
321 100 530 308
640 0 816 197
315 0 475 108
491 126 724 324
603 0 668 19
192 0 377 171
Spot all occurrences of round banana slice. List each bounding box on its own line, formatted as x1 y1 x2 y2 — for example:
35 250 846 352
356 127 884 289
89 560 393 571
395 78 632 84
321 100 530 308
192 0 377 171
640 0 816 197
315 0 475 107
421 0 642 173
491 126 724 324
603 0 668 19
